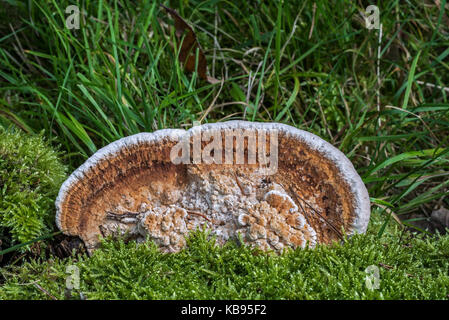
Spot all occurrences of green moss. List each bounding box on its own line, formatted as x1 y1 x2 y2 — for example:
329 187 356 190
1 213 448 300
0 127 66 247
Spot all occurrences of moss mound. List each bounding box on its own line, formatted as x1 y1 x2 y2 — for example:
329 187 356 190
1 214 448 300
0 128 66 248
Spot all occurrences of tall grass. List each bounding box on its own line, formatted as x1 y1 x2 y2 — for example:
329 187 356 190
0 0 448 233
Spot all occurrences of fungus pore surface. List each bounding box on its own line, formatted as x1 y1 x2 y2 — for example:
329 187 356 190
56 121 370 253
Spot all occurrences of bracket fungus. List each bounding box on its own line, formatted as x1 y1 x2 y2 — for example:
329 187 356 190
55 121 370 253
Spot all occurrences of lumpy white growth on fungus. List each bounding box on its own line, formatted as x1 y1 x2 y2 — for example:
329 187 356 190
100 165 317 253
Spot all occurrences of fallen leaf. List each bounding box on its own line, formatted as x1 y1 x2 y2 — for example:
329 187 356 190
161 5 218 83
431 207 449 227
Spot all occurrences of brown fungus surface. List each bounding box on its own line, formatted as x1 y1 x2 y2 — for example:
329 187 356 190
56 121 370 253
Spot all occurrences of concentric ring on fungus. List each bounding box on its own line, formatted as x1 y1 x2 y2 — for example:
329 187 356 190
55 121 370 254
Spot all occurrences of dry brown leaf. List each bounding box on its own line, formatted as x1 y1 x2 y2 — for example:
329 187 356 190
431 207 449 227
161 5 218 84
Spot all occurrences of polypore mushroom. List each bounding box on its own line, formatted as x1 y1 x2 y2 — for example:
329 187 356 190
55 121 370 253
